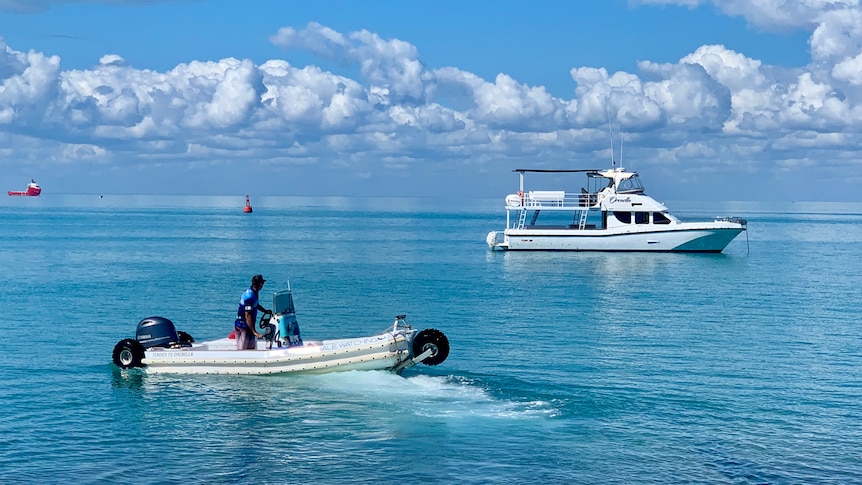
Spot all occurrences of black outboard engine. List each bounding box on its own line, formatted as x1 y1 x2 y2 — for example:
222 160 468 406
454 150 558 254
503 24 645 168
113 316 193 369
136 316 178 349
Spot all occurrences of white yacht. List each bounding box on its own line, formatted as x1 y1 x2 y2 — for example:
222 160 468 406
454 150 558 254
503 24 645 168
486 167 747 252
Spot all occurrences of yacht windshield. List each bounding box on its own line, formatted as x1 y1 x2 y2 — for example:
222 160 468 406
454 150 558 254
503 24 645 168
617 175 644 194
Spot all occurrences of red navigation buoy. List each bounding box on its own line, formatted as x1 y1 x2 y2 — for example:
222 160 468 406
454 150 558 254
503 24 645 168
243 194 253 213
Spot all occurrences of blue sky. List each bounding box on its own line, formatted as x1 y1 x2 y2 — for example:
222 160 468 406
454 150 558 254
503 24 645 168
0 0 859 201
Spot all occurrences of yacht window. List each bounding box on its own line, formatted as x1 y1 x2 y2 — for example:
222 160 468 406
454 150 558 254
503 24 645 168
653 212 671 224
613 211 632 224
635 212 649 224
617 175 645 194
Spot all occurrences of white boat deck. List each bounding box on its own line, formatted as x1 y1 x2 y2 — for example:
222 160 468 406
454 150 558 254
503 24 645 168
140 332 412 374
190 337 325 352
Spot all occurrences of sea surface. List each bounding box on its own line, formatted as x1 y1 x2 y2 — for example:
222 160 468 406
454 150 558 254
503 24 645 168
1 195 860 484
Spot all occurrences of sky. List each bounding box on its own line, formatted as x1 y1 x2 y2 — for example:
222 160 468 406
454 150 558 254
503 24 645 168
0 0 860 201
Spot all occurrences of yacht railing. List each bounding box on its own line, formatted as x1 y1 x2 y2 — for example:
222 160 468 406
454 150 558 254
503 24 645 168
507 191 598 210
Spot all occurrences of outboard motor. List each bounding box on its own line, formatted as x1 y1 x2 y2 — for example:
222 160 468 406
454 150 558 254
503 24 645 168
135 316 178 349
113 316 193 369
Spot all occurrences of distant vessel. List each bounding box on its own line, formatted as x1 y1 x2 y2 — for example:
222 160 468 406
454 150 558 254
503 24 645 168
486 167 747 252
8 179 41 197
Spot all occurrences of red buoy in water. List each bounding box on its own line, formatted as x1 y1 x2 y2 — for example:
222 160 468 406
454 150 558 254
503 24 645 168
243 195 253 213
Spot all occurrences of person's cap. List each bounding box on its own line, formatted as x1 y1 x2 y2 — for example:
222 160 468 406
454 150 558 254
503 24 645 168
252 274 266 286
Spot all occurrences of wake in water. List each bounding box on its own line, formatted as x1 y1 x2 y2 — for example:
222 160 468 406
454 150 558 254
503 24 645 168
116 368 557 420
304 370 559 420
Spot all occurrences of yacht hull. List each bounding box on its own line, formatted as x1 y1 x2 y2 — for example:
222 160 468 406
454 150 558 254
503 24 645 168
496 225 744 252
142 333 409 375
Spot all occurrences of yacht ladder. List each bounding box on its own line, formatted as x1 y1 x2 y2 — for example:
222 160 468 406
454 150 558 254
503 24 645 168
516 208 527 229
577 208 588 230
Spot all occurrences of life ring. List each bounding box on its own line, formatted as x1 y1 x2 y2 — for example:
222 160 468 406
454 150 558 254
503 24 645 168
505 193 522 206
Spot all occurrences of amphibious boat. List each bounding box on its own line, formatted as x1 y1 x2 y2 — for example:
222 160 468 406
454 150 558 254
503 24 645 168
112 286 449 375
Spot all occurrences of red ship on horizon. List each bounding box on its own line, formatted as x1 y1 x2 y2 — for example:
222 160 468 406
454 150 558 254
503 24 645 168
8 179 42 196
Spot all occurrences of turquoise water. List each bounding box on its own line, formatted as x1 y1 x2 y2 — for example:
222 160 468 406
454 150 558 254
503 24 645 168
1 195 860 484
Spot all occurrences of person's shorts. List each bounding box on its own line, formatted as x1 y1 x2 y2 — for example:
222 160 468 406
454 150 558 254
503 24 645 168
235 326 257 350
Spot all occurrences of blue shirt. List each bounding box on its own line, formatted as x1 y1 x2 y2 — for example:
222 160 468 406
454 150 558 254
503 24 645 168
235 288 259 329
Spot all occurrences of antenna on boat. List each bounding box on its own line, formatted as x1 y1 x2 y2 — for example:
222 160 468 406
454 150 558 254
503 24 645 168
606 107 616 169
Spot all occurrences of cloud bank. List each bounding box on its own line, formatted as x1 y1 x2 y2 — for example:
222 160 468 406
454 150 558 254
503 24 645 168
0 0 860 199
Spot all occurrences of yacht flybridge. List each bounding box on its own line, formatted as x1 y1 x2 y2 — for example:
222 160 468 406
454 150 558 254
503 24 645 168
486 167 747 252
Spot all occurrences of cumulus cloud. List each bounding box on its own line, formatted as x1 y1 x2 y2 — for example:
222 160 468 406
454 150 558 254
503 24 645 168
0 1 861 199
0 41 61 124
270 22 433 104
634 0 858 31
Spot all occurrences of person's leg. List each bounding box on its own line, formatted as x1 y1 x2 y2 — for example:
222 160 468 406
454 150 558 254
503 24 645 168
246 331 257 349
236 327 247 350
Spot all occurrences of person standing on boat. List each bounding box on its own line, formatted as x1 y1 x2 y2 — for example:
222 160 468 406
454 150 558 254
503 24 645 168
235 274 270 350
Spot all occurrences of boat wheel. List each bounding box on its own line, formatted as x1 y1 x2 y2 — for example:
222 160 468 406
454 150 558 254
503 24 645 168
112 339 145 369
412 329 450 366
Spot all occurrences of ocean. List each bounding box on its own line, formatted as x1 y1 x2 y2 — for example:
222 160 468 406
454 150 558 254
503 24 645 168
1 195 860 484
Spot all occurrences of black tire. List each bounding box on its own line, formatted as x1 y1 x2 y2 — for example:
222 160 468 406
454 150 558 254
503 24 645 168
412 328 450 366
112 339 145 369
177 331 194 345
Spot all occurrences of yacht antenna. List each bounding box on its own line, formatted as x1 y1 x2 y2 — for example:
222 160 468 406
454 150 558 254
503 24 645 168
620 132 623 168
606 108 616 169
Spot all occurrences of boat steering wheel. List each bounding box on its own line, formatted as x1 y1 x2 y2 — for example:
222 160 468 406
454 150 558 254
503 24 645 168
258 310 273 329
258 310 276 341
